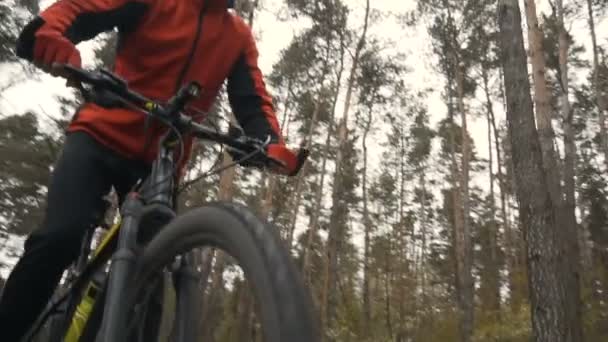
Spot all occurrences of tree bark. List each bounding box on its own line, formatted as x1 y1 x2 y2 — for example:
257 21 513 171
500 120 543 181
586 0 608 170
446 89 468 342
556 1 584 340
482 67 501 317
235 281 255 342
523 0 562 203
384 247 394 340
199 252 227 340
419 170 429 301
452 56 473 342
490 97 520 310
361 107 373 334
498 1 579 341
397 122 409 340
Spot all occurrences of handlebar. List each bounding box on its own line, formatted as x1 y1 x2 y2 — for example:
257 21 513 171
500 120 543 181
57 64 308 175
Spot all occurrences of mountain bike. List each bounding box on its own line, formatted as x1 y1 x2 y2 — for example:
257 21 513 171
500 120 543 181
22 65 318 342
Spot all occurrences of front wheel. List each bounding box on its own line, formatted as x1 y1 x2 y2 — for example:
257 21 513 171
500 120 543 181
130 202 319 342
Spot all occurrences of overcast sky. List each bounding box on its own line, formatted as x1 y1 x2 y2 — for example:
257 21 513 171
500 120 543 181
3 0 605 159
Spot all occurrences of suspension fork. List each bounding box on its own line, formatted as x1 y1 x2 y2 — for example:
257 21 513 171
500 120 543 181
100 192 143 342
172 251 200 342
100 140 177 341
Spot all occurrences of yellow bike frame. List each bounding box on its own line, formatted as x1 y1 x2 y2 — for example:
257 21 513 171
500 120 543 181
63 219 122 342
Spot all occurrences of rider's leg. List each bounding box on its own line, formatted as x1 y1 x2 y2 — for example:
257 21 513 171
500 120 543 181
0 131 115 341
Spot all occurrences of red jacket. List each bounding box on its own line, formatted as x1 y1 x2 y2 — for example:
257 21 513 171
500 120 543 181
16 0 283 168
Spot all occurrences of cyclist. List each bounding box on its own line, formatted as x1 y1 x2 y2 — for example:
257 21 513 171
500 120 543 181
0 0 298 340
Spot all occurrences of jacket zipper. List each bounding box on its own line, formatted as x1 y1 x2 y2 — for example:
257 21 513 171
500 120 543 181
174 3 207 92
142 3 207 156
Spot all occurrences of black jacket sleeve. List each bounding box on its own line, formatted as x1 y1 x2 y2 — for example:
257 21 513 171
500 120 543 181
16 0 149 61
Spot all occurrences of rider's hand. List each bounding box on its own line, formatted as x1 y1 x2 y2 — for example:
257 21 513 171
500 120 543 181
266 144 306 176
228 142 303 176
33 31 81 80
227 125 305 176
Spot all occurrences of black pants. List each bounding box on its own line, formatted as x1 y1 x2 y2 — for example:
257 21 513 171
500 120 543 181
0 131 150 341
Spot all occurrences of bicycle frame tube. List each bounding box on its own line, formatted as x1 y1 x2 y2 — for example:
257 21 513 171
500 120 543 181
62 220 122 342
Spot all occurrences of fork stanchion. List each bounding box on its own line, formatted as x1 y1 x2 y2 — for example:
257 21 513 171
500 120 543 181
99 193 143 342
171 251 200 342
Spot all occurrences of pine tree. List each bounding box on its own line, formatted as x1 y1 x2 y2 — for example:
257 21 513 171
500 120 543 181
498 1 581 340
0 113 61 236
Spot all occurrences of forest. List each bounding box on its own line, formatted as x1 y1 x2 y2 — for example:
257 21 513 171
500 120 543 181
1 0 608 341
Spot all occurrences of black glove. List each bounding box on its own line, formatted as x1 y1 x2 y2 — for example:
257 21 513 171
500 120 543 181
226 124 308 176
226 124 271 168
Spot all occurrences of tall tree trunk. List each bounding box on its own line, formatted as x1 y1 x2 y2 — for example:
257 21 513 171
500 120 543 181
586 0 608 170
556 1 584 340
260 175 275 220
413 168 429 339
197 120 238 337
453 57 474 342
498 2 579 341
482 67 502 317
198 248 214 295
287 15 344 249
235 281 255 342
286 99 321 247
294 24 345 270
384 246 394 340
524 2 583 338
419 170 429 302
509 134 531 308
523 0 562 202
199 252 228 340
307 75 343 341
490 95 520 311
361 108 373 334
397 123 409 340
447 86 465 328
301 77 342 277
246 0 259 27
321 2 370 336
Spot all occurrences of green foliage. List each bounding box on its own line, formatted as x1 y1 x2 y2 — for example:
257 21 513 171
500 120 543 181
407 104 435 167
473 305 532 341
0 1 31 63
0 113 60 235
